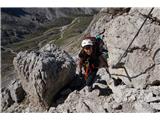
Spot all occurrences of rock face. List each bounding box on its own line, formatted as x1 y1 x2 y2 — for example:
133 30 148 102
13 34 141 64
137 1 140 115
13 44 76 108
90 8 160 89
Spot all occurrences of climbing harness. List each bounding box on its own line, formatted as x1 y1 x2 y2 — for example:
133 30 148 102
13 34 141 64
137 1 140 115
112 7 154 69
84 60 95 80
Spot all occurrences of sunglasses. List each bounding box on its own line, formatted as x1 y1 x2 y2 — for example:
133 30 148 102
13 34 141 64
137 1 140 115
83 45 92 50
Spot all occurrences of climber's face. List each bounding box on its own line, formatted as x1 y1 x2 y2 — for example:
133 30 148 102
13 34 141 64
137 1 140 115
83 45 93 55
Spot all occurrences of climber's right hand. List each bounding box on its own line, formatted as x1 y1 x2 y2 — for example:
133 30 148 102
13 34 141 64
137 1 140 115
79 70 82 76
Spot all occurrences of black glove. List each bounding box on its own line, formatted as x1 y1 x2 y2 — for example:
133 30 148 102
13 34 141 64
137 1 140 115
79 70 82 76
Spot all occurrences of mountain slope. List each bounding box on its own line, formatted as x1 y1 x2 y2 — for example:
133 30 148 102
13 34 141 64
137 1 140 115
1 8 99 46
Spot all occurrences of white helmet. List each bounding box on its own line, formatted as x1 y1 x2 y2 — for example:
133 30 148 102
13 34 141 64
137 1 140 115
81 39 93 47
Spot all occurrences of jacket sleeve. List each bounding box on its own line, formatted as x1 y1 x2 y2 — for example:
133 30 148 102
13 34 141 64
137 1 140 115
78 51 84 72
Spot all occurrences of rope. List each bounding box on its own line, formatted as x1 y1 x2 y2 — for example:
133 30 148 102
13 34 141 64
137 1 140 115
113 7 154 68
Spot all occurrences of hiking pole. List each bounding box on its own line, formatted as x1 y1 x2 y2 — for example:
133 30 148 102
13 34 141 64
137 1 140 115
112 7 154 69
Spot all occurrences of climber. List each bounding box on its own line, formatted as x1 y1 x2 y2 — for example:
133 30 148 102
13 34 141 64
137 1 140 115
78 38 110 92
82 29 111 74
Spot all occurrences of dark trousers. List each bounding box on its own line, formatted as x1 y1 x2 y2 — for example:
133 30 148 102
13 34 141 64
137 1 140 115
86 68 98 87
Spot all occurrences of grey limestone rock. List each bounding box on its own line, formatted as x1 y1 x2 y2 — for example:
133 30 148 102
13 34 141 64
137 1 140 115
13 44 76 108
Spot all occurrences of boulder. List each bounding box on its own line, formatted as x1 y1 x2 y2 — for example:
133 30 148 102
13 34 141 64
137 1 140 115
13 44 76 108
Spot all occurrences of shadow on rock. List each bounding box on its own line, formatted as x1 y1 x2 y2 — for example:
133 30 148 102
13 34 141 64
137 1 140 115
112 77 125 86
93 85 113 96
96 79 108 85
51 74 86 107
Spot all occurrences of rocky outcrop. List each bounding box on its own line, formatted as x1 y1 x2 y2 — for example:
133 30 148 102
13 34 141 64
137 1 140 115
13 44 76 109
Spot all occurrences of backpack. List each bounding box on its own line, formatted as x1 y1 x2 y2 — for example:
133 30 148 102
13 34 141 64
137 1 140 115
95 31 109 59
